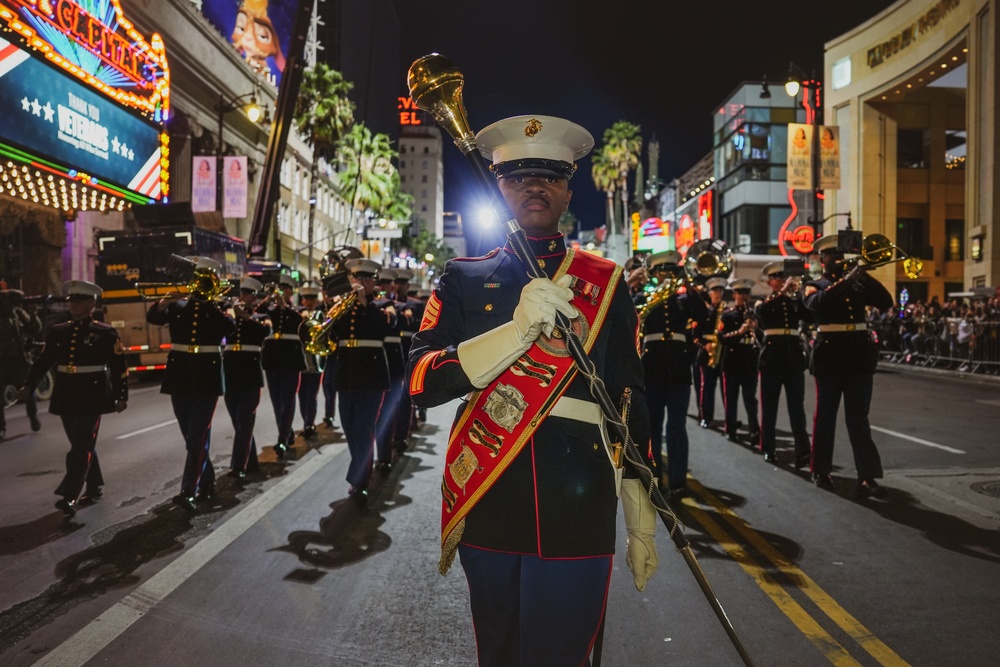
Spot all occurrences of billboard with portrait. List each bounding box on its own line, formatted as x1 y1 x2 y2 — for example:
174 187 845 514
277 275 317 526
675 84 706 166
201 0 299 87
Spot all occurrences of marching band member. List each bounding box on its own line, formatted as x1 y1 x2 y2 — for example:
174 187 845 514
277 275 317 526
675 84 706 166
755 262 811 466
719 277 760 444
693 277 727 429
222 277 271 478
296 284 325 440
320 287 338 430
21 280 128 516
331 258 391 504
639 251 709 498
803 235 893 498
393 268 419 452
146 258 235 512
407 115 654 666
261 274 305 458
374 268 404 474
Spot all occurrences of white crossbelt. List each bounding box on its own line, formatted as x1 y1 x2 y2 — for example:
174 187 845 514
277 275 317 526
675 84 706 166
763 328 798 337
341 339 382 348
644 332 686 343
225 344 262 352
384 336 402 344
265 333 300 341
56 364 107 374
170 344 222 353
817 323 869 333
548 395 603 425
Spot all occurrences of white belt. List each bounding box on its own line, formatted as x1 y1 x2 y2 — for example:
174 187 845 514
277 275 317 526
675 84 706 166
341 339 382 348
226 344 262 352
171 344 222 353
401 331 415 337
644 332 686 343
817 323 869 333
384 336 402 344
265 333 300 341
548 395 603 425
56 364 107 374
763 328 798 337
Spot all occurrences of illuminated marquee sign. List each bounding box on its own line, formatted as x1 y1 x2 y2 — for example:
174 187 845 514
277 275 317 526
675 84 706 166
777 189 816 256
0 0 170 119
398 96 432 127
697 191 713 240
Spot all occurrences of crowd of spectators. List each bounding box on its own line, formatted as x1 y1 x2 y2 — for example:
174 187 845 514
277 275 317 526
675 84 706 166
868 293 1000 370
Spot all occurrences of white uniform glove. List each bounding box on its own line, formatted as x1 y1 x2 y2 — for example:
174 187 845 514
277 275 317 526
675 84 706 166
458 275 577 388
621 477 659 592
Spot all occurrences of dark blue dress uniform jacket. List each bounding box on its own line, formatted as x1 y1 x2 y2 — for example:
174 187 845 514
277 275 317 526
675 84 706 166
373 296 405 381
223 316 271 387
407 237 650 558
146 297 235 396
754 293 810 372
803 272 893 377
26 317 128 415
332 299 391 392
640 288 710 387
261 305 306 372
719 306 758 375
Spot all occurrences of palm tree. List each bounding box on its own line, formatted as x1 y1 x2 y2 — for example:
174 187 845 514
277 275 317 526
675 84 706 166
590 148 617 235
336 123 401 253
601 121 642 260
294 63 355 267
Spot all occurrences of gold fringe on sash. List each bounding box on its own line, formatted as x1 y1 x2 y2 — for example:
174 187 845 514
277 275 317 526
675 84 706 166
439 518 465 575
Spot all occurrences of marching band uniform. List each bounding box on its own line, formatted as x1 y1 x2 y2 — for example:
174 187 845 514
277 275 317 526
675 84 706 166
296 285 325 439
638 251 709 498
320 288 339 430
374 269 405 473
332 259 391 503
719 278 760 443
146 259 235 512
261 274 306 458
23 280 128 516
393 269 420 450
222 277 271 478
693 278 727 428
755 262 811 465
803 235 894 498
407 116 654 666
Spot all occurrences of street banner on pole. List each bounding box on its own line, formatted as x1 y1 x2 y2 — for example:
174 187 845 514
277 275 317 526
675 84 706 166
191 156 216 212
223 156 248 218
787 123 813 189
819 125 841 190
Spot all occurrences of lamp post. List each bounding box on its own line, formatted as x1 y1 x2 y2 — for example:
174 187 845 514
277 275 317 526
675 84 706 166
785 62 823 234
214 91 262 213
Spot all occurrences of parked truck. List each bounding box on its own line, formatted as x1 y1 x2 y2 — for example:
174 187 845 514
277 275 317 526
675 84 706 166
95 225 247 372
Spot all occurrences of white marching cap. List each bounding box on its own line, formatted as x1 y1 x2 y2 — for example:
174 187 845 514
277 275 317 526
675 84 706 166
647 250 683 270
278 273 298 289
394 268 414 281
186 256 223 273
63 279 103 298
812 235 839 253
730 278 755 292
345 258 381 277
477 115 594 179
378 268 398 282
762 261 784 277
705 277 728 291
299 285 321 297
240 277 264 292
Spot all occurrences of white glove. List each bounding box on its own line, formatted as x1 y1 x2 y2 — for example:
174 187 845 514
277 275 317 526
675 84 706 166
621 477 659 592
458 276 577 388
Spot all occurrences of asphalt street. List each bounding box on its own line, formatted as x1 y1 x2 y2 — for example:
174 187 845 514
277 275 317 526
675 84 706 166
0 365 998 666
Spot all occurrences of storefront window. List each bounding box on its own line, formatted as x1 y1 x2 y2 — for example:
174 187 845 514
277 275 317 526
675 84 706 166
945 219 964 261
897 128 930 169
897 217 926 255
945 130 966 170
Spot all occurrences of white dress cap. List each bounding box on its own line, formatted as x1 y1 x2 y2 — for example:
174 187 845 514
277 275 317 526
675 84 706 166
63 280 103 297
476 115 594 179
240 277 264 292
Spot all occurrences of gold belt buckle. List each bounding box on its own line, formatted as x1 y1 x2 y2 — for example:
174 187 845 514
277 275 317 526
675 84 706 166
273 332 283 340
190 345 200 353
231 344 242 351
66 364 77 374
846 324 856 332
344 339 358 348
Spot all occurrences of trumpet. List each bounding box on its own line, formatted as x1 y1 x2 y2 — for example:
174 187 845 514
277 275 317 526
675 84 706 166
838 233 923 280
303 291 358 356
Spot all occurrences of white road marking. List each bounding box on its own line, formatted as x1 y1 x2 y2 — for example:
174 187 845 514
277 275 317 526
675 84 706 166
30 448 339 667
871 425 965 454
115 420 177 439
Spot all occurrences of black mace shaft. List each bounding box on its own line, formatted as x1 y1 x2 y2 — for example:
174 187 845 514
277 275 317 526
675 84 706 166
408 53 755 667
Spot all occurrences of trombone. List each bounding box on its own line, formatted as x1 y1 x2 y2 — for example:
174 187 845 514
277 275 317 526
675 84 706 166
135 267 232 301
839 233 923 279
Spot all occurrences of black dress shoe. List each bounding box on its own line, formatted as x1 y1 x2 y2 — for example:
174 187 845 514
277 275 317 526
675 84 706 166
812 473 836 491
29 415 41 431
794 454 811 469
226 470 246 480
172 493 197 513
273 442 287 458
748 430 760 446
668 486 691 501
726 433 739 442
348 487 368 507
322 417 335 429
856 479 887 499
55 498 76 516
78 487 103 506
376 461 392 476
301 426 317 439
393 439 409 454
763 452 777 463
196 486 215 503
699 419 710 429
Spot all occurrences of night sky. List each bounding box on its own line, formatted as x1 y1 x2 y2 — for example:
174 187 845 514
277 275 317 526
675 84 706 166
393 0 900 251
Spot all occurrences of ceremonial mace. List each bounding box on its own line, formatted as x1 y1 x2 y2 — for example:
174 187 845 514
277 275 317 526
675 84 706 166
407 54 755 667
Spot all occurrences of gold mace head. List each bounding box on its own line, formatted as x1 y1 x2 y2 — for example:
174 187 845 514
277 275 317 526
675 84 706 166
407 53 476 154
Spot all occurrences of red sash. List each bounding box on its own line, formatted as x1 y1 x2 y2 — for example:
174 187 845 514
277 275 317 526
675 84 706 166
439 249 622 573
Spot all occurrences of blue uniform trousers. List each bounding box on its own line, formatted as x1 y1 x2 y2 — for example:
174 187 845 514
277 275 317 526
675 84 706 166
645 384 691 489
759 369 810 457
394 380 412 445
722 370 759 436
298 373 322 429
322 359 337 423
375 379 405 462
224 384 260 473
458 545 611 667
55 413 103 500
812 374 883 480
695 363 720 422
265 369 300 446
339 389 383 490
171 395 218 496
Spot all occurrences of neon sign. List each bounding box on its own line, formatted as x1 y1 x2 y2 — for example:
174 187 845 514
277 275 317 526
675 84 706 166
398 96 427 126
0 0 170 119
697 191 713 240
777 189 816 256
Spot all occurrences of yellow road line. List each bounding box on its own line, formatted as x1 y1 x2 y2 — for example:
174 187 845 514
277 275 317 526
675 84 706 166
686 477 911 666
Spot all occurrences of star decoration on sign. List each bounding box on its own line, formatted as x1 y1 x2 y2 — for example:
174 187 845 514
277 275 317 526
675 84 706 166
43 102 54 123
30 98 41 116
127 148 134 161
112 137 120 154
21 97 30 112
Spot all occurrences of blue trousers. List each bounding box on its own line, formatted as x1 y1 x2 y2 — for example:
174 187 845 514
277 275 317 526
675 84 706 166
759 368 810 457
339 389 383 490
375 379 405 462
265 369 300 446
322 359 337 422
694 363 720 422
645 384 691 489
722 370 759 436
171 394 218 496
224 384 260 473
812 374 883 480
459 545 611 667
55 413 103 501
298 372 322 429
